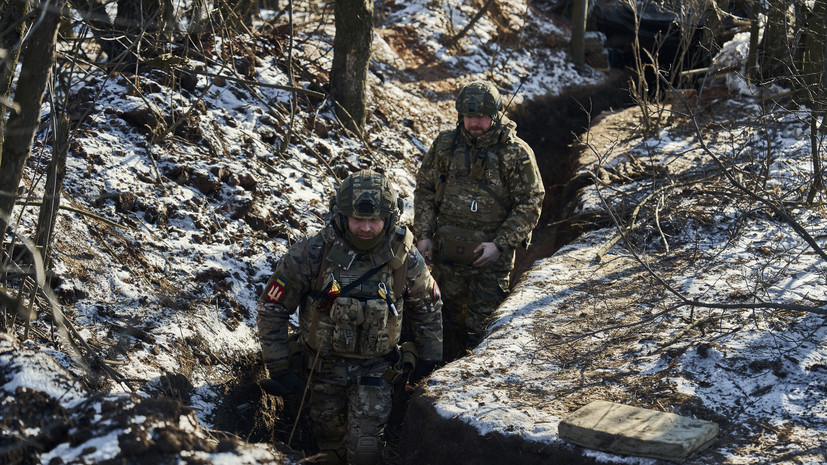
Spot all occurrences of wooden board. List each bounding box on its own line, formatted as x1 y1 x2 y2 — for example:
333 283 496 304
558 400 719 463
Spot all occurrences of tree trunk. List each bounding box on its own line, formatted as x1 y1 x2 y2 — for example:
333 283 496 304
801 0 826 90
805 0 826 202
570 0 588 66
331 0 373 134
109 0 174 62
21 114 69 332
69 0 124 61
0 1 64 236
702 0 729 57
759 0 791 82
0 0 29 167
747 3 760 83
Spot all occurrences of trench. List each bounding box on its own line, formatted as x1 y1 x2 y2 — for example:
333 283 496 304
510 69 632 285
209 71 635 463
397 71 635 465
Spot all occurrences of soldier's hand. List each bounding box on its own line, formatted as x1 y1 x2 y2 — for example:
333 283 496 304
473 242 501 267
417 238 434 265
260 369 305 396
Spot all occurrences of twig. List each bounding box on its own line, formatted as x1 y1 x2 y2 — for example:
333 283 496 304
446 0 496 47
18 201 134 230
661 72 827 263
279 0 297 156
289 349 319 447
592 165 827 316
301 139 341 182
660 315 715 348
654 193 669 256
593 178 698 262
177 67 325 98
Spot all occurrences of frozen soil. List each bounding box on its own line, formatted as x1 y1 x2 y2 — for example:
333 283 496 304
401 96 827 464
6 1 824 464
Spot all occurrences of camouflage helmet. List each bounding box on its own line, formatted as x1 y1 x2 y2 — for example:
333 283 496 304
335 169 398 220
455 80 502 117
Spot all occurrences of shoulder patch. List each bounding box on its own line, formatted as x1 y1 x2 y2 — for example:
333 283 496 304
264 276 289 303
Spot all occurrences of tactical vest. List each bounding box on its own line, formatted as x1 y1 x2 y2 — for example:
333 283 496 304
299 227 412 359
433 130 512 234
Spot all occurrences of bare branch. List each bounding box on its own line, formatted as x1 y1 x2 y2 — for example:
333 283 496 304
661 72 827 263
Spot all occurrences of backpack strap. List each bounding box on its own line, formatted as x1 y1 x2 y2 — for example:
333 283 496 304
308 228 412 305
387 227 413 297
433 130 460 210
308 263 384 301
392 253 408 298
311 237 331 297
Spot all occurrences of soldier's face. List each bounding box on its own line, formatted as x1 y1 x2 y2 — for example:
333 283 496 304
348 217 386 240
463 115 493 136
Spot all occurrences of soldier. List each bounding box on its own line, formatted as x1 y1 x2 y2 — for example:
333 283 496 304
413 80 544 361
256 170 443 465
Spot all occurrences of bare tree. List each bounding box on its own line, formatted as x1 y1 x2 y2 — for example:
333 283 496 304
68 0 174 64
625 0 707 133
801 0 826 202
740 0 827 202
331 0 373 134
759 0 790 82
0 1 65 237
0 0 28 152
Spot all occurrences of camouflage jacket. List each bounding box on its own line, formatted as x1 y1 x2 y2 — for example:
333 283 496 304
257 219 443 373
413 114 545 269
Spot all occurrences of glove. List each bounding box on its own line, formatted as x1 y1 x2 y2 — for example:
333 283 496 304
260 369 305 396
410 360 438 384
400 341 418 374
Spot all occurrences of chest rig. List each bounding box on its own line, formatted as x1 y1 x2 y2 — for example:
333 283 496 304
434 129 512 234
300 227 411 358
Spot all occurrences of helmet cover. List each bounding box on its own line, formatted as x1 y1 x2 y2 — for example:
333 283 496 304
455 80 502 117
335 170 397 220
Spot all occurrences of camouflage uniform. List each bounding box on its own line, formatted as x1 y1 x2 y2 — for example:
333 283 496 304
413 81 544 360
257 171 443 465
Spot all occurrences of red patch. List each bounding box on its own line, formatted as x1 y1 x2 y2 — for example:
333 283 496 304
433 281 441 302
265 280 286 302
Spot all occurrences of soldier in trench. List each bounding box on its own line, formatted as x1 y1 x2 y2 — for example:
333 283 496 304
256 170 443 465
413 80 544 362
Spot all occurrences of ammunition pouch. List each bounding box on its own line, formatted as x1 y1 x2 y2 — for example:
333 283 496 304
329 297 366 353
436 224 490 266
470 153 487 180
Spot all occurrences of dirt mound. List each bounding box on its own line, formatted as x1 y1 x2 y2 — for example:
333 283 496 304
0 333 299 464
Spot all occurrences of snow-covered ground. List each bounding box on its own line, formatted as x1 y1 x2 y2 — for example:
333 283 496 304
2 0 825 464
416 33 827 463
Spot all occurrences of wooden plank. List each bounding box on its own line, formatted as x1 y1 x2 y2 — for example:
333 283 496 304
558 400 719 463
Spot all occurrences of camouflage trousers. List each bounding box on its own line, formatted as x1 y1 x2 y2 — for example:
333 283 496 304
431 262 509 361
308 354 393 465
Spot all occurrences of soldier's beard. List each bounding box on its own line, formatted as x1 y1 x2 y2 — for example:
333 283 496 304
345 230 385 253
